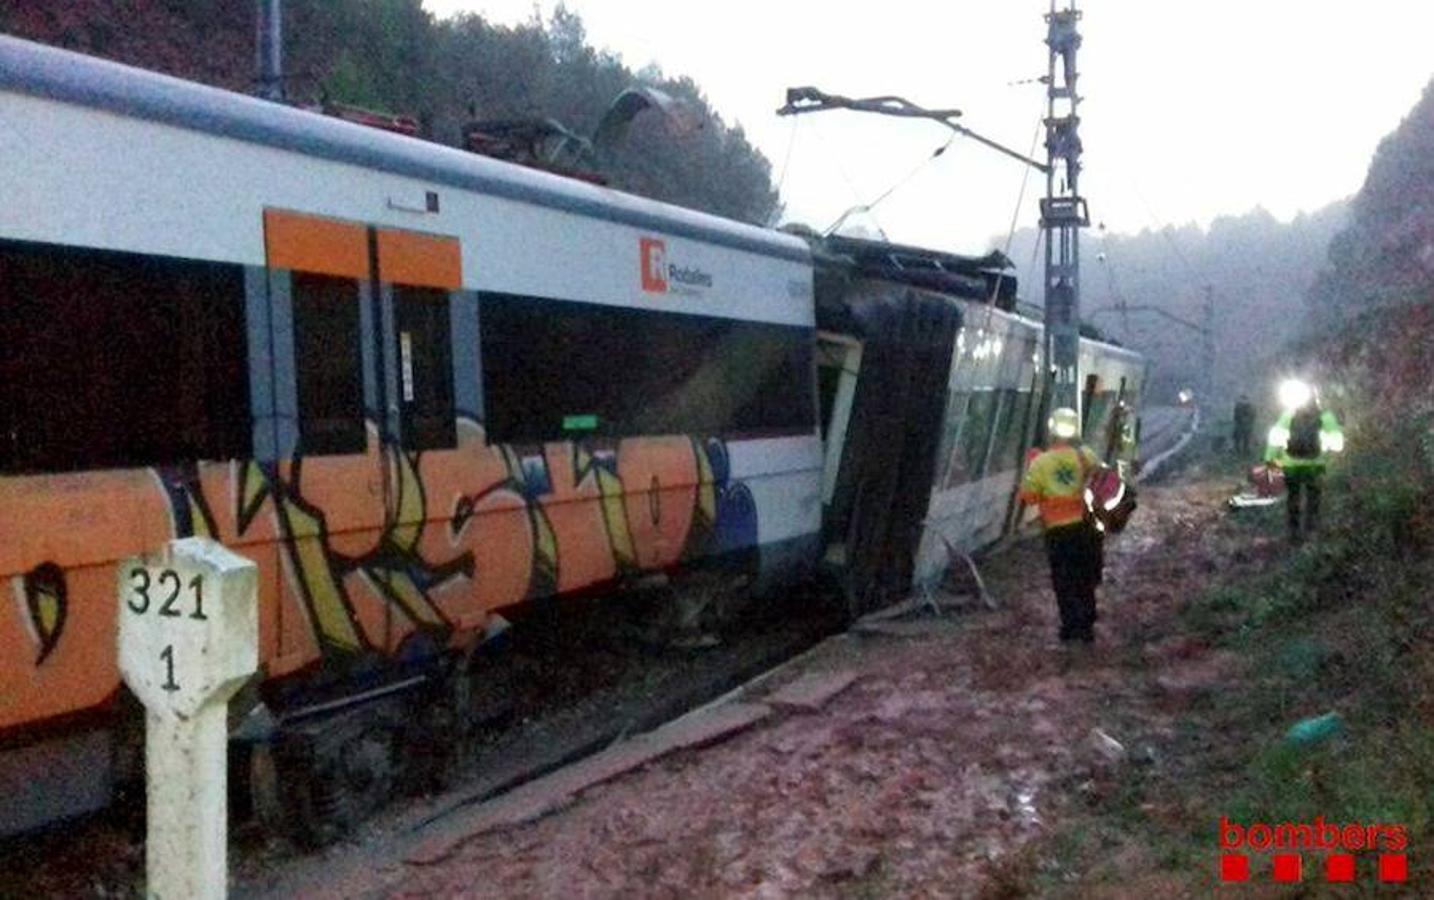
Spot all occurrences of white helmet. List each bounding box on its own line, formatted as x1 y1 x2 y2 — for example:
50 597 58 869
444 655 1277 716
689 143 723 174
1049 407 1080 440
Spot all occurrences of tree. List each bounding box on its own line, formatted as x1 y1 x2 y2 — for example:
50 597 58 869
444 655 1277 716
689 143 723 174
1 1 781 224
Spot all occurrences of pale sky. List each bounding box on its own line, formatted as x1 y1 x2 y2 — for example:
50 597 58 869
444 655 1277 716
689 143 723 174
424 0 1434 255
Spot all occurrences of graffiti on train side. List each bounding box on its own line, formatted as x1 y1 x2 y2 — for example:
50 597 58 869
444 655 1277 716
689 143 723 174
18 563 66 665
0 420 756 729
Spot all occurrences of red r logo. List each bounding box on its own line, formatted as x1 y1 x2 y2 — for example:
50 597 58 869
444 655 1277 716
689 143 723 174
640 238 667 293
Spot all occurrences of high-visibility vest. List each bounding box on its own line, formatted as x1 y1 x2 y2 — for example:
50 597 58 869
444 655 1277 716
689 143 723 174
1265 408 1344 471
1021 443 1100 528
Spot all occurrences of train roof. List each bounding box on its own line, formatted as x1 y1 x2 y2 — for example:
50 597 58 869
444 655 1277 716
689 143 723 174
812 234 1142 362
817 234 1017 310
0 35 809 266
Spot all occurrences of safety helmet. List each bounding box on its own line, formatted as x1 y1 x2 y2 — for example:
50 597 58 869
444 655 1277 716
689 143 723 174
1049 407 1080 440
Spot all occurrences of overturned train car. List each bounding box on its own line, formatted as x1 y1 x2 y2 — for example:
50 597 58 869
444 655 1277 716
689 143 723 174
0 35 1141 838
812 235 1144 613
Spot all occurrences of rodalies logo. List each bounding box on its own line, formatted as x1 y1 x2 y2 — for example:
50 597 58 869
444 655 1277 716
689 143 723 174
639 237 713 296
1219 816 1409 884
640 237 668 293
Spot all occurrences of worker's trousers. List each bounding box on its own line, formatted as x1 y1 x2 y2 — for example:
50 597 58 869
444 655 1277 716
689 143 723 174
1045 520 1103 642
1285 467 1323 539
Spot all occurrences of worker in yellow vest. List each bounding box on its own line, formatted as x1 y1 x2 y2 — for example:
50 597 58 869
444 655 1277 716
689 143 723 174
1265 378 1344 542
1020 407 1103 643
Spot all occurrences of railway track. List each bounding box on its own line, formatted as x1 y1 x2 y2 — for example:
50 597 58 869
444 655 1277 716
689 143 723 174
0 582 850 897
1139 405 1197 462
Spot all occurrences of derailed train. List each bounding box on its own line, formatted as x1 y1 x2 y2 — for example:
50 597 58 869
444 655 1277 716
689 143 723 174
0 36 1143 837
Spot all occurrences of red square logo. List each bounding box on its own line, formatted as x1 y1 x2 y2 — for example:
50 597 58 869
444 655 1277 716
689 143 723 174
1272 854 1302 883
1379 854 1407 883
1220 854 1250 882
640 237 667 293
1325 854 1356 883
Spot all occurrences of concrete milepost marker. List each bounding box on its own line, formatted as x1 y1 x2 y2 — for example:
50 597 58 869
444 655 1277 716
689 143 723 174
118 537 258 900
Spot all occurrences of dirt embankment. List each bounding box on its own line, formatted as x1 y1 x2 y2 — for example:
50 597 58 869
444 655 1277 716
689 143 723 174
387 467 1274 898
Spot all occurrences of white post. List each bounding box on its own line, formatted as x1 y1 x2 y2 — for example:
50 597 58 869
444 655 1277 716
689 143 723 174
118 538 259 900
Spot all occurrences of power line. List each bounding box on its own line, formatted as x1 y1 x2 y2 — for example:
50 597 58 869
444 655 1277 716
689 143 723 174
1003 112 1046 257
767 116 801 227
824 134 957 236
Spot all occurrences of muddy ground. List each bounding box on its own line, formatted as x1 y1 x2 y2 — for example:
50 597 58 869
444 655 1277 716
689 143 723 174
4 456 1294 899
352 462 1276 898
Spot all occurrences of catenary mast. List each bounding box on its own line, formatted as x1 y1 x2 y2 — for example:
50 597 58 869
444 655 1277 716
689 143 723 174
1042 0 1089 414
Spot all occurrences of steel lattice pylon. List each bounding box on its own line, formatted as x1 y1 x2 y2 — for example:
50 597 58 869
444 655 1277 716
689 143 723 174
1041 0 1090 415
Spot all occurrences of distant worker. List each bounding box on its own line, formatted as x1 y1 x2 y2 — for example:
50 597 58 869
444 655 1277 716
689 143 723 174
1021 407 1104 644
1265 379 1344 542
1232 394 1256 457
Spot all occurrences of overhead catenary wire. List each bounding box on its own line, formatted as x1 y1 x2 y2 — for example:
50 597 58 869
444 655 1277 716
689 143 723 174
808 118 868 208
767 116 801 227
1003 112 1046 259
823 133 957 236
1128 179 1203 284
977 109 1046 335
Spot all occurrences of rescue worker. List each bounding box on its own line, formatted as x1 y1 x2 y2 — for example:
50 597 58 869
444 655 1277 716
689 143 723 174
1265 380 1344 542
1232 394 1256 457
1021 407 1104 643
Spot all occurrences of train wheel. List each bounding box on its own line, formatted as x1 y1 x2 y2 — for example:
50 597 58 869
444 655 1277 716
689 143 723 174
263 715 400 847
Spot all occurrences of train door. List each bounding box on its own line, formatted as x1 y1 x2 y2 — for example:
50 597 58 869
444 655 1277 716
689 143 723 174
261 210 463 680
370 227 464 654
262 209 387 673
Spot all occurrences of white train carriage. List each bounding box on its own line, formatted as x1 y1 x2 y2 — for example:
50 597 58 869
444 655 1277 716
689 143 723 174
0 33 1145 839
0 35 821 836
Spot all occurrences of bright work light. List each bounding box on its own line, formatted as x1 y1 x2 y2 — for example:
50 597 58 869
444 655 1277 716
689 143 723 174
1278 378 1313 410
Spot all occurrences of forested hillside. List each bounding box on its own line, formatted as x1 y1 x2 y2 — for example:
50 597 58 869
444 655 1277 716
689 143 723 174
0 1 780 224
1294 74 1434 553
1307 79 1434 329
1005 202 1348 404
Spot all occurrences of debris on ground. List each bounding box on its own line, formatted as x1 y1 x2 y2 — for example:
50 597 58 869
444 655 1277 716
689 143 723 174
765 670 860 714
1088 728 1127 765
371 476 1265 899
1284 711 1345 746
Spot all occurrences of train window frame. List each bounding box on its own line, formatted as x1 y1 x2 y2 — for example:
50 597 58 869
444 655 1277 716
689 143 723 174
0 238 252 476
479 292 817 444
290 271 367 456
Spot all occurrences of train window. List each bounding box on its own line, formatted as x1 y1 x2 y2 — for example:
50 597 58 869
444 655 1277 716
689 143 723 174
394 286 456 450
1081 374 1100 431
934 390 970 489
1085 390 1115 449
958 390 998 483
983 391 1014 475
480 294 815 443
991 389 1033 475
0 239 250 475
292 273 366 455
